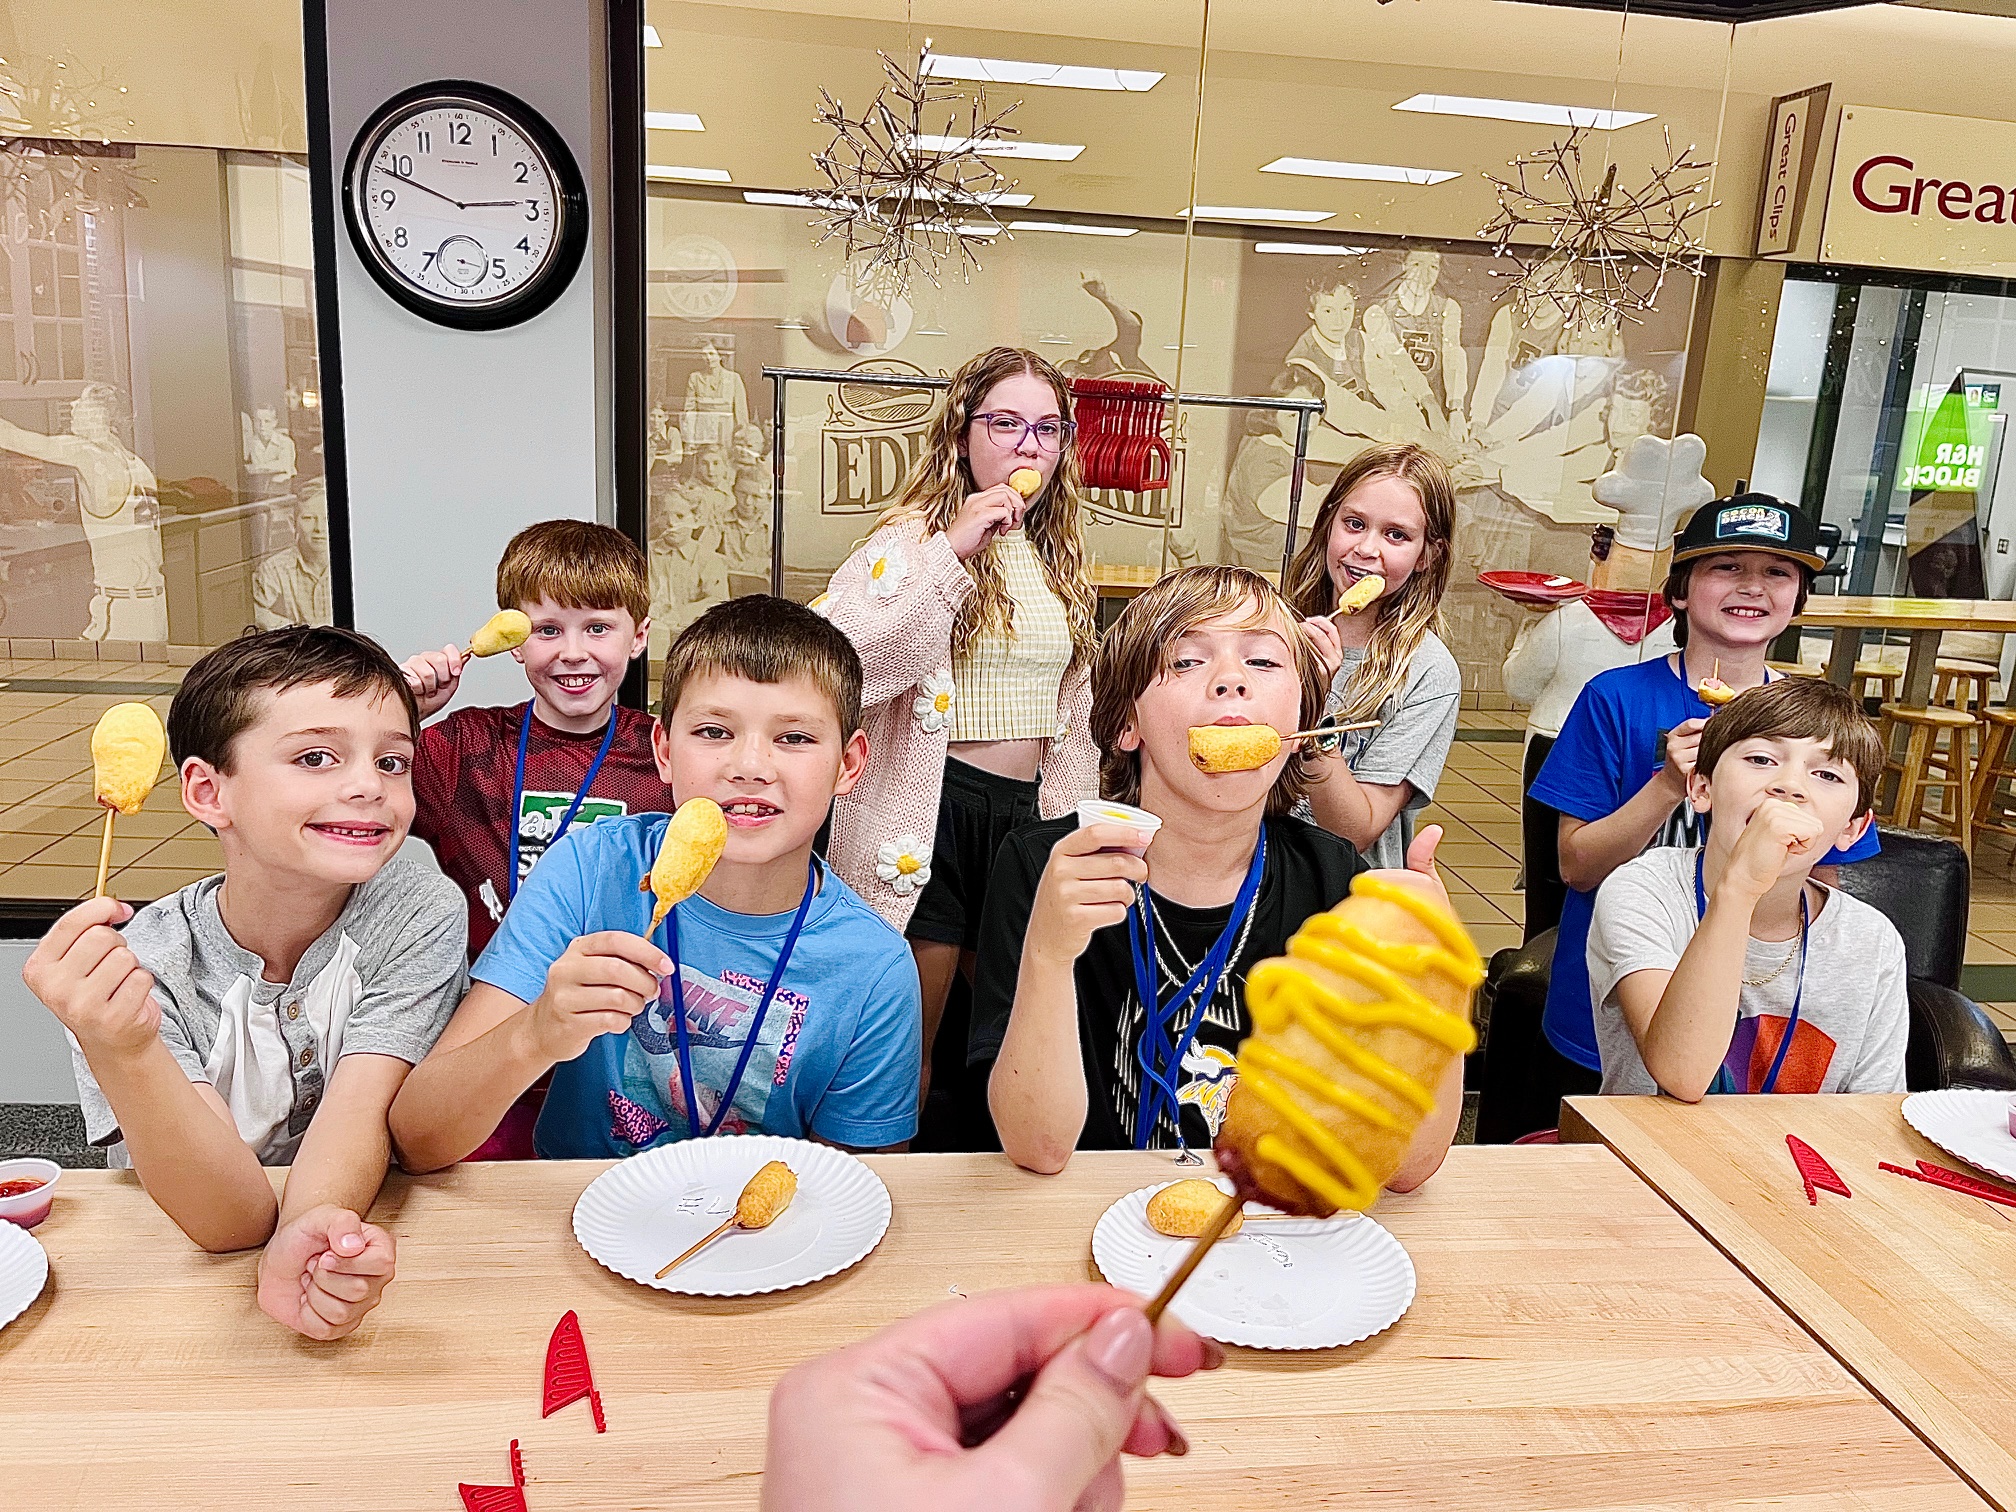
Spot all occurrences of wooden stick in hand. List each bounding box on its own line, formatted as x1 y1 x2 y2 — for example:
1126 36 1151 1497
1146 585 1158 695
1142 1193 1243 1326
93 808 116 901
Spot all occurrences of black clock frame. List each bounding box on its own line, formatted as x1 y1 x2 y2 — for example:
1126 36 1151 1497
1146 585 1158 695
340 78 589 331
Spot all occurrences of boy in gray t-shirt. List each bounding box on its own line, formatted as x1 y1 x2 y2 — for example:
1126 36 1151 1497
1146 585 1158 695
1584 677 1906 1100
24 627 466 1341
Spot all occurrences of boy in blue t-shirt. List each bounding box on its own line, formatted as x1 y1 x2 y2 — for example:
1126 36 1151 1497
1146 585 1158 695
390 597 921 1165
1514 493 1879 1137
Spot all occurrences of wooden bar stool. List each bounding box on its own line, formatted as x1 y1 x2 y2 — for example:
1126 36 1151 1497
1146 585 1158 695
1970 707 2016 855
1854 662 1904 703
1933 657 1998 711
1876 704 1979 856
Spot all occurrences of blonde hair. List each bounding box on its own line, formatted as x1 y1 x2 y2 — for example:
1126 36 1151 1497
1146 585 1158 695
497 519 651 624
878 346 1098 669
1092 565 1327 817
1282 443 1455 723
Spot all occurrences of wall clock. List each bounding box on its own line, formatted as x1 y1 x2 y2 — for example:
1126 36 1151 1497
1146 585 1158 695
342 80 588 330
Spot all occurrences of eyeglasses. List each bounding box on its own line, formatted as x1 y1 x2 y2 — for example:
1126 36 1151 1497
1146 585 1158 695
971 411 1076 453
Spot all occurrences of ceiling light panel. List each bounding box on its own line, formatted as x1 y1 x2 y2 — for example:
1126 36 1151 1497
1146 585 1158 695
1184 205 1335 223
1262 157 1460 187
643 24 662 47
648 165 730 182
645 111 704 132
1009 220 1137 237
922 53 1163 92
1393 94 1653 131
1255 242 1372 255
906 134 1085 162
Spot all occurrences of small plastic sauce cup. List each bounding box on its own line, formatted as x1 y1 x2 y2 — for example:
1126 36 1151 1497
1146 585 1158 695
1076 799 1162 857
0 1158 60 1230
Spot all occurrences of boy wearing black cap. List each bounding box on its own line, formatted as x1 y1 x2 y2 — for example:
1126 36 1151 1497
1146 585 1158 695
1499 491 1880 1137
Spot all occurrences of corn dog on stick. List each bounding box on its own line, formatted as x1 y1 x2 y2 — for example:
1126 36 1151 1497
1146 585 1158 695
639 797 729 931
467 609 532 658
1188 723 1284 774
1008 467 1043 500
734 1161 798 1228
1335 573 1385 615
90 703 168 900
1147 1179 1245 1238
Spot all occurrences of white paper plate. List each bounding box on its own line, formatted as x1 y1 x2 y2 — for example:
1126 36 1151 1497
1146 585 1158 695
1902 1089 2016 1186
1091 1179 1416 1350
0 1219 49 1333
572 1134 891 1297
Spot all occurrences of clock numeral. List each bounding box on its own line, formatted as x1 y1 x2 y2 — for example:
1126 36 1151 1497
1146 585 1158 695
379 188 395 208
391 153 413 176
516 237 531 254
449 121 472 146
492 258 507 280
422 251 436 269
393 227 408 247
514 162 530 184
492 133 500 156
416 129 430 153
525 201 540 222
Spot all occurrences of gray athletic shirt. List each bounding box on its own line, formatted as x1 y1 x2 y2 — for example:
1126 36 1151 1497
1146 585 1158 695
1296 631 1462 870
70 845 468 1166
1587 846 1908 1096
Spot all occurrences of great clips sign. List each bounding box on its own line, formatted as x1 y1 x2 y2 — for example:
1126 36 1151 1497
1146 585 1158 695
1822 105 2016 278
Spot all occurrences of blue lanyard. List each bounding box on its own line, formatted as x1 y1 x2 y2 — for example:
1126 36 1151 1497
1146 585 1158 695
1125 830 1267 1149
661 858 817 1139
507 700 619 900
1694 850 1807 1095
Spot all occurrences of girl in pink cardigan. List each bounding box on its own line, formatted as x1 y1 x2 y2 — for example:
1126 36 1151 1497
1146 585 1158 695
820 347 1101 1095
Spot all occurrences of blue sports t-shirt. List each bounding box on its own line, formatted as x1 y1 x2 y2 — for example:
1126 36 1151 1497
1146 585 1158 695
1530 655 1881 1070
472 814 921 1156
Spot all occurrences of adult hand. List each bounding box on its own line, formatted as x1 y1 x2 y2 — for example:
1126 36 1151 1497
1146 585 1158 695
1027 825 1151 971
1722 798 1823 904
21 897 160 1059
1661 717 1707 797
944 484 1026 562
529 931 672 1064
1357 824 1455 913
256 1205 396 1341
400 645 465 719
762 1284 1220 1512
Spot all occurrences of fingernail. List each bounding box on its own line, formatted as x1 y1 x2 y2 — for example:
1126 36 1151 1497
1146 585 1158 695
1086 1307 1153 1388
1199 1338 1227 1370
1155 1399 1191 1457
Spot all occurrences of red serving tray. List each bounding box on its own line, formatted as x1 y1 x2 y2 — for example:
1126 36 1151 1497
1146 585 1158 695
1477 570 1588 607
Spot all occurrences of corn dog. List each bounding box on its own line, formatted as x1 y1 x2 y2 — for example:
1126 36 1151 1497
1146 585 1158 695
468 609 533 658
640 797 729 930
1008 467 1043 500
91 703 167 817
1334 573 1385 616
735 1161 798 1229
1188 724 1284 774
1147 1179 1245 1239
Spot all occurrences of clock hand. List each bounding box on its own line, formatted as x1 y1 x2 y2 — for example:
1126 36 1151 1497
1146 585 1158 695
460 198 528 208
383 169 466 210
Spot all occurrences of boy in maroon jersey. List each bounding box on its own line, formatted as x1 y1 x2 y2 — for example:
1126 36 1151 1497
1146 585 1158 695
401 520 673 954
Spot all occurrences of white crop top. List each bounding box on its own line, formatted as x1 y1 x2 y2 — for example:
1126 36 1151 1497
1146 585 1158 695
949 531 1073 742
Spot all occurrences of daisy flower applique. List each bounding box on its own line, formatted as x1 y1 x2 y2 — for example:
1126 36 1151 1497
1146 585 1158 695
913 668 957 733
876 835 933 895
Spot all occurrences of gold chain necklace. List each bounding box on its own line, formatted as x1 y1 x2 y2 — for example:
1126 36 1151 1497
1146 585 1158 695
1743 884 1812 989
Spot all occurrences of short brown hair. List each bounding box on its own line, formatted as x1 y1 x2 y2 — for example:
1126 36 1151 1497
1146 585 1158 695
168 626 419 772
1662 554 1812 647
1694 675 1883 814
1092 565 1326 816
659 595 863 738
496 519 650 623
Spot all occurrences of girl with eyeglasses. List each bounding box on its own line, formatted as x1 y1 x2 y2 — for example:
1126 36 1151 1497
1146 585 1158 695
820 347 1100 1139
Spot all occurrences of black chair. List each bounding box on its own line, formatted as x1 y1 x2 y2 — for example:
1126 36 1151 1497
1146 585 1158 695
1520 733 1564 943
1473 825 2016 1142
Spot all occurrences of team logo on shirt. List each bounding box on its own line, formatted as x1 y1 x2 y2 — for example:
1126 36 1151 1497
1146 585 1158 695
1175 1044 1239 1134
515 792 628 882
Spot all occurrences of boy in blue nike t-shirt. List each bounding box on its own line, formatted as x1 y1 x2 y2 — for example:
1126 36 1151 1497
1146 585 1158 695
1509 492 1879 1140
390 597 921 1167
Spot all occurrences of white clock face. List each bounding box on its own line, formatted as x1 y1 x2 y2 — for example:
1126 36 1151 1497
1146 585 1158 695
351 96 566 311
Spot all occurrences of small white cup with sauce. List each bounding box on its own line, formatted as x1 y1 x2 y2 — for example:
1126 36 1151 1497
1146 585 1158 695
1076 799 1163 858
0 1158 60 1230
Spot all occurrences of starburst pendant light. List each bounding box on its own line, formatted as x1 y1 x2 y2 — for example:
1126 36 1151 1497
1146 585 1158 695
801 42 1020 300
1479 126 1717 329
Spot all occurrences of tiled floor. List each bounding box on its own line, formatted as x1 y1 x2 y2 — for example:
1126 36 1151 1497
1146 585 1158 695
0 656 215 905
1427 709 2016 1045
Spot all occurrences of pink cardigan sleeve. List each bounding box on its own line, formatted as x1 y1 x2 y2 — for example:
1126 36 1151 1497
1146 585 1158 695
1037 661 1099 818
822 522 972 711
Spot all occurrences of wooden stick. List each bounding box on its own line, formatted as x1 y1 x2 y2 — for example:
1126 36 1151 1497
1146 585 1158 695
1283 719 1381 742
656 1216 740 1279
1142 1194 1242 1326
93 808 116 900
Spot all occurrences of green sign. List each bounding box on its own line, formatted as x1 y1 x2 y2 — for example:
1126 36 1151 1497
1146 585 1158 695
1896 377 1991 493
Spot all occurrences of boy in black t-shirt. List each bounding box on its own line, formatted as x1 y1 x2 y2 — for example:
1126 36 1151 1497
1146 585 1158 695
974 565 1461 1183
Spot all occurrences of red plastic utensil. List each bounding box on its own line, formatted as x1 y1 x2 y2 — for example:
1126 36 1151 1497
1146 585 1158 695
1786 1135 1851 1205
458 1440 527 1512
542 1310 607 1432
1879 1160 2016 1210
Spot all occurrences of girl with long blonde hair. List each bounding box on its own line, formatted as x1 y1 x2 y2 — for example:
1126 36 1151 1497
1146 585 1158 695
1283 441 1463 868
820 347 1102 1120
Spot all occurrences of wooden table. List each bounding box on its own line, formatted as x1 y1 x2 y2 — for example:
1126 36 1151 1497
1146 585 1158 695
1795 596 2016 705
0 1148 1989 1510
1562 1094 2016 1509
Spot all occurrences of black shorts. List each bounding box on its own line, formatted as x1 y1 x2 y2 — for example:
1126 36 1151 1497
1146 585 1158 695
905 757 1042 952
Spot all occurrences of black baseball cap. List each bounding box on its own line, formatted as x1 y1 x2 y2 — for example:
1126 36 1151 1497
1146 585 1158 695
1670 491 1827 573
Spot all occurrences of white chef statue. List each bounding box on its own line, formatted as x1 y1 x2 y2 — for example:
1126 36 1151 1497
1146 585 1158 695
1500 432 1715 743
